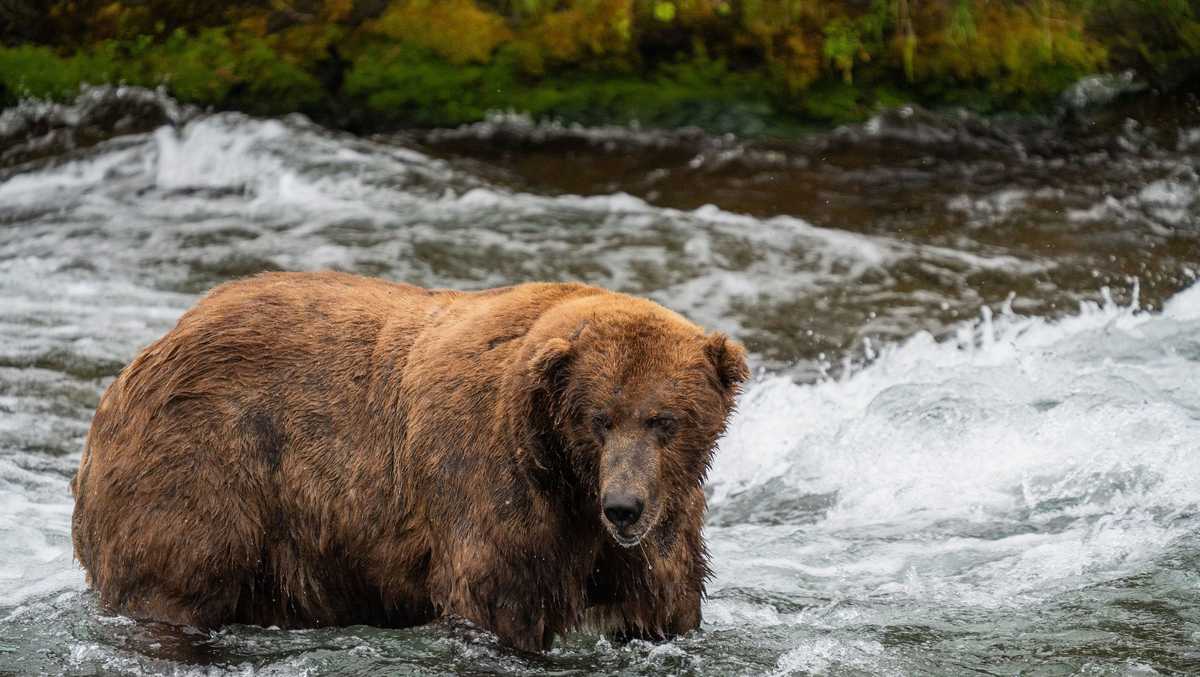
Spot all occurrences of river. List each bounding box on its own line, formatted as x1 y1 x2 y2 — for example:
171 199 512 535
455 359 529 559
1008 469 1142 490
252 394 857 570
1 85 1199 674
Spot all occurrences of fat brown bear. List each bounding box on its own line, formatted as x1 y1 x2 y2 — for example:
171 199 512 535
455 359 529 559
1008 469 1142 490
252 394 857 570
70 271 748 652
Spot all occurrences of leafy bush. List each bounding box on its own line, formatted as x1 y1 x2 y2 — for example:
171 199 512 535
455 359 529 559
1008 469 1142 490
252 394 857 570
4 0 1197 129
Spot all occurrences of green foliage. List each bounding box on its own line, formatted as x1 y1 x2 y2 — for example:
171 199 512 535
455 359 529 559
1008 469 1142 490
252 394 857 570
152 29 239 102
343 45 773 131
0 42 140 104
363 0 512 65
231 34 325 112
912 2 1106 106
0 45 93 100
948 0 978 45
130 28 322 109
799 80 863 120
1082 0 1200 80
3 0 1198 130
344 43 516 125
0 27 322 112
540 58 773 129
822 18 861 83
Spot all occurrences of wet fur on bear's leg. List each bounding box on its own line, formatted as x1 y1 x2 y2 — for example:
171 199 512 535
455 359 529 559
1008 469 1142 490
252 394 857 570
581 487 711 641
429 537 574 652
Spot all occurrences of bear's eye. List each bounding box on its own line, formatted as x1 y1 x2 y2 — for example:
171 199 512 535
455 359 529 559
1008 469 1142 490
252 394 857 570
645 414 677 436
591 413 613 437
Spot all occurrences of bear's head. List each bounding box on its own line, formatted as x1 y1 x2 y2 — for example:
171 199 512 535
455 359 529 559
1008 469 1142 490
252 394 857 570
522 298 749 547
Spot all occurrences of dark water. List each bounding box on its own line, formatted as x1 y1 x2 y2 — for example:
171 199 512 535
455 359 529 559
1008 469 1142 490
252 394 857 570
1 84 1199 675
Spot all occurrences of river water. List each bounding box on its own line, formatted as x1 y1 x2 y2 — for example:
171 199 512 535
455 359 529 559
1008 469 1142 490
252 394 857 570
1 86 1198 675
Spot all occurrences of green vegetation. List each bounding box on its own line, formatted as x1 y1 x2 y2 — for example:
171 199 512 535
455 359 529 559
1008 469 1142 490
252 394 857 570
0 0 1197 132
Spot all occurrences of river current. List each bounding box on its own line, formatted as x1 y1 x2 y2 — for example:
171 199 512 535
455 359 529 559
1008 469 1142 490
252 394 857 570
1 86 1199 674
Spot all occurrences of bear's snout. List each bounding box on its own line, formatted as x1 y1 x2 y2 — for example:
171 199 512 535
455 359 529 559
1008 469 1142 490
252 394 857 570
597 430 660 547
602 492 644 531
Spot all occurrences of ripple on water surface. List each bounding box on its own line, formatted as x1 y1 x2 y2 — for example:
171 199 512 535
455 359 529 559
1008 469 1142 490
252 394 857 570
1 91 1200 674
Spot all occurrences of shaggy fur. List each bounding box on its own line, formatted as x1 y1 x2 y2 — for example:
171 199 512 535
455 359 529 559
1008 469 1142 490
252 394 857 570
71 272 748 651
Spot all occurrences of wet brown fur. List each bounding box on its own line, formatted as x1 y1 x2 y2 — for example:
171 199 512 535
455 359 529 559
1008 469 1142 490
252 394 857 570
70 271 748 652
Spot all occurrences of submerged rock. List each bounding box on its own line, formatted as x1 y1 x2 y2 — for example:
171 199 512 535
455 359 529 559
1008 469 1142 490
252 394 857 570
0 86 189 169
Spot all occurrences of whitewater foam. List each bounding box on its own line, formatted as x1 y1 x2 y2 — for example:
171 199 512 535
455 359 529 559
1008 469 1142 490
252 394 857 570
708 284 1200 619
3 110 1030 348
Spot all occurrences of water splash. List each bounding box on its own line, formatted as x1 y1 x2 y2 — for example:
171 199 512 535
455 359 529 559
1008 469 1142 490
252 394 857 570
2 89 1200 674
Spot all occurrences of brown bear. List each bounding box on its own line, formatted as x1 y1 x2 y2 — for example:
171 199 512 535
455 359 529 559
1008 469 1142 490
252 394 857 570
70 271 748 652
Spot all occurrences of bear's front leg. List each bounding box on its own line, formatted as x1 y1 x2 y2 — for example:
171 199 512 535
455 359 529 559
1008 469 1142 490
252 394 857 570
664 587 702 636
477 593 553 653
590 497 709 641
586 550 706 642
455 577 556 652
432 542 564 652
604 587 702 642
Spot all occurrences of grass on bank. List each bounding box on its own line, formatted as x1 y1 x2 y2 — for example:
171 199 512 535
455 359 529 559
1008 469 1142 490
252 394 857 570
1 0 1197 132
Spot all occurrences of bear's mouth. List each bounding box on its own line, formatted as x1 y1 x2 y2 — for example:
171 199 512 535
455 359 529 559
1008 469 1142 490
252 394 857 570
602 512 656 548
610 531 644 548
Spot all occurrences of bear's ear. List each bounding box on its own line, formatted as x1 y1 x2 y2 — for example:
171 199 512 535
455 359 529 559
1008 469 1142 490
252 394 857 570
704 332 750 392
529 337 573 387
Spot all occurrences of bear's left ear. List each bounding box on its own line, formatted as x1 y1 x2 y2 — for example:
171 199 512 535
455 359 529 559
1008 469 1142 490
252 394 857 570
704 332 750 392
529 337 573 388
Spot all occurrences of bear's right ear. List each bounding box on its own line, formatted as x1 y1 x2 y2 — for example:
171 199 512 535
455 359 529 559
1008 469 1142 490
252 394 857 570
704 332 750 393
528 337 573 387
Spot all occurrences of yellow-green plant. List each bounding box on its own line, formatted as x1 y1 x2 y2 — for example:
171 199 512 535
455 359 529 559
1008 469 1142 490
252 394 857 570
3 0 1196 129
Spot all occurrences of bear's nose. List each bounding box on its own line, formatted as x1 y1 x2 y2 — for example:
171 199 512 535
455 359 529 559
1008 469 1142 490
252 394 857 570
602 493 644 530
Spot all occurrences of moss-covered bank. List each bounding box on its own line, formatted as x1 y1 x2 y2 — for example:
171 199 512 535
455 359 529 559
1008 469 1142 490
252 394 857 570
1 1 1198 133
